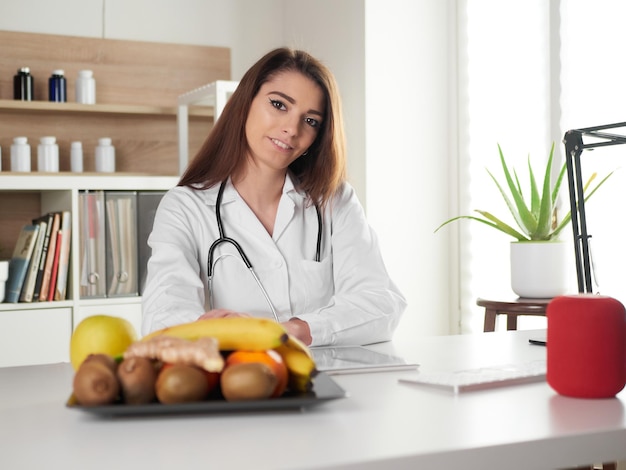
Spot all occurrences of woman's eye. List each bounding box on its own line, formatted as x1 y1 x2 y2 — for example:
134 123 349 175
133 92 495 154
305 117 320 129
269 98 286 111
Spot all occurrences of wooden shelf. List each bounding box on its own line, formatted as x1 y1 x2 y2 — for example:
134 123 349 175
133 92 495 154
0 173 179 191
0 99 213 117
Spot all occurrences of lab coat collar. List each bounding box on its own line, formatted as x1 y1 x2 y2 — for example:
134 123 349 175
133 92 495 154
196 173 306 207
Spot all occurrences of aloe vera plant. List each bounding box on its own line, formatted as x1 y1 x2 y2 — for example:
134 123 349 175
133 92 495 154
436 143 613 241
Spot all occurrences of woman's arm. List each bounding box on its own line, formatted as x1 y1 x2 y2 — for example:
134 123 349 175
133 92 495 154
294 184 407 346
141 188 209 334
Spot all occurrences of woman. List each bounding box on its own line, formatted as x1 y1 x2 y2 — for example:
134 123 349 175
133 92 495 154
142 48 406 346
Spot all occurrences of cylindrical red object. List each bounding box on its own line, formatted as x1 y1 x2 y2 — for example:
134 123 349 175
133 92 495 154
547 294 626 398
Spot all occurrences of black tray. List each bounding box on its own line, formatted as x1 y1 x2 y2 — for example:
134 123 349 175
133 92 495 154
66 372 346 417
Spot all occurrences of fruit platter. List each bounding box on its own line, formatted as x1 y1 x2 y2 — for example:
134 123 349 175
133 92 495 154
66 316 347 417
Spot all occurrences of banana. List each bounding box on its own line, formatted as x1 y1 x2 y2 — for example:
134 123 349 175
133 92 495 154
274 335 317 393
142 317 288 351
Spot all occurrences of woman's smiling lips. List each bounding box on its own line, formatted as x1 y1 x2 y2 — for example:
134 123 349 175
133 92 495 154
270 137 293 151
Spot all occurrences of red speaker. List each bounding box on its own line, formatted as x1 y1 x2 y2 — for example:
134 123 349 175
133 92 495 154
547 294 626 398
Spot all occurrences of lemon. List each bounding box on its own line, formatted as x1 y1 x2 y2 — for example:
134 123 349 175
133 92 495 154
70 315 138 370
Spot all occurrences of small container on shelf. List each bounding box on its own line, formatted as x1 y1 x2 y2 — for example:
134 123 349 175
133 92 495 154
75 70 96 104
70 141 83 173
37 136 60 172
10 137 31 172
48 70 67 102
95 137 115 172
13 67 34 101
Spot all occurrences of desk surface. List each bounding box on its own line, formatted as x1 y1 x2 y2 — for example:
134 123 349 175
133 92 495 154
1 330 625 470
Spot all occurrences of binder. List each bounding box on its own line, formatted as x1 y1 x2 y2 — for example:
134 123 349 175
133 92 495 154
136 191 166 295
79 191 106 297
105 191 138 297
5 224 40 303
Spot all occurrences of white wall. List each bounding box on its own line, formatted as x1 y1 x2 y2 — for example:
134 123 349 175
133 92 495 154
0 0 454 339
365 0 455 341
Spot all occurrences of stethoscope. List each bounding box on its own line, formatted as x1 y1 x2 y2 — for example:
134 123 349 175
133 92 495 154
207 180 322 321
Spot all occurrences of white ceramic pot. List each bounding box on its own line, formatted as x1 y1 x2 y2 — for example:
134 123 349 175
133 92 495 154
510 240 569 298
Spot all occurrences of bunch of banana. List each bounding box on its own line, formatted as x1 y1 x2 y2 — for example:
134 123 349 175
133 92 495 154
142 317 317 393
142 317 288 351
274 335 318 393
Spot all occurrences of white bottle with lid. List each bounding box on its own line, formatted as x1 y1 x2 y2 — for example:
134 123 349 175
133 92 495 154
11 137 31 172
76 70 96 104
95 137 115 172
70 141 84 173
37 136 59 172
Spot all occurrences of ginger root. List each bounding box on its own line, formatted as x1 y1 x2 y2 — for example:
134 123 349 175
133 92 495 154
124 336 224 372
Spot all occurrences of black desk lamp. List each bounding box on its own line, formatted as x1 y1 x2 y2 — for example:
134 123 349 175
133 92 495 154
563 122 626 293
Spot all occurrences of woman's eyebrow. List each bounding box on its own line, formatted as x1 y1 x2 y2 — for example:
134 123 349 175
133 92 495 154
269 90 324 117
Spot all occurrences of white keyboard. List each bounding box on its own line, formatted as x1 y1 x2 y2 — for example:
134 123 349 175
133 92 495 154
398 360 546 393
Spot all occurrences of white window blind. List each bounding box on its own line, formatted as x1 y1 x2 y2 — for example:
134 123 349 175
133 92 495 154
457 0 626 332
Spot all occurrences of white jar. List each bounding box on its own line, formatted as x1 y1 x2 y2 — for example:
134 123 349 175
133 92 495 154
37 136 60 172
76 70 96 104
95 137 115 172
70 141 84 173
10 137 31 172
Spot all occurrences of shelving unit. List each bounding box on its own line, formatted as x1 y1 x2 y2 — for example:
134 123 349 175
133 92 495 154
0 30 231 367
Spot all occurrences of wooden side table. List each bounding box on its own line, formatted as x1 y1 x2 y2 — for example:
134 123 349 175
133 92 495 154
477 297 551 332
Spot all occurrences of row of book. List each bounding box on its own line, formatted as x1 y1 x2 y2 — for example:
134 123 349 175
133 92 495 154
79 190 164 299
3 190 164 304
5 211 72 303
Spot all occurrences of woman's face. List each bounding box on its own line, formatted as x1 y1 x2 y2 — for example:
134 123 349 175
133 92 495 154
244 70 325 174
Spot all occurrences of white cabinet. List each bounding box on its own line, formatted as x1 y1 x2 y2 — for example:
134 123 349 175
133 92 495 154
0 30 233 368
0 174 178 365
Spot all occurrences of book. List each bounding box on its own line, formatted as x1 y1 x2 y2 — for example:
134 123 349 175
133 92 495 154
19 217 48 302
39 212 61 302
136 191 165 295
105 192 138 297
4 224 40 303
79 191 106 298
53 211 72 301
31 213 55 302
47 230 63 302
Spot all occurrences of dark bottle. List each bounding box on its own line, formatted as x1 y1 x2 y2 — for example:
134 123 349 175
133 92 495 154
14 67 34 101
48 69 67 102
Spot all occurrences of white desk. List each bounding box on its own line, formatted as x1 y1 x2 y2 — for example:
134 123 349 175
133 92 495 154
1 330 624 470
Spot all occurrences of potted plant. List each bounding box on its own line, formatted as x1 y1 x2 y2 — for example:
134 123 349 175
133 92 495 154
436 143 613 298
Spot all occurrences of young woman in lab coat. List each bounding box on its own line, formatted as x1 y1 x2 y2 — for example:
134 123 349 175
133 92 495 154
142 48 406 346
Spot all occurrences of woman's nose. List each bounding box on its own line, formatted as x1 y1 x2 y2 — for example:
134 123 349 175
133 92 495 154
281 115 300 136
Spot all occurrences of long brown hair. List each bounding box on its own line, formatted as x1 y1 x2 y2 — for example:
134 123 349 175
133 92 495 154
178 48 346 208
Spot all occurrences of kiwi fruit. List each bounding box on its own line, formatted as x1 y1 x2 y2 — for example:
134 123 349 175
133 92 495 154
155 364 210 404
83 353 118 373
117 357 158 405
73 361 120 406
220 362 278 402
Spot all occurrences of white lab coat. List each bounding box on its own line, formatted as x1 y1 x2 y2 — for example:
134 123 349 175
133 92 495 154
141 174 406 346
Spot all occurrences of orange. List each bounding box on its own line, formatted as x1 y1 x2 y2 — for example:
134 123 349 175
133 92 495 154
70 315 137 370
225 350 288 397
